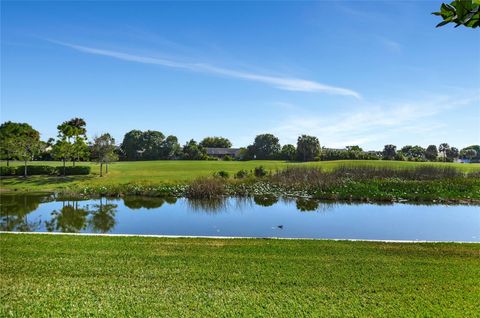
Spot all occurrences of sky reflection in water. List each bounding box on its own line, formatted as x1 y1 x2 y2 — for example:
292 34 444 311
1 194 478 242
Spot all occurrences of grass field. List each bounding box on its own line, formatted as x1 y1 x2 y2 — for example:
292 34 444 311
2 160 479 192
1 233 479 317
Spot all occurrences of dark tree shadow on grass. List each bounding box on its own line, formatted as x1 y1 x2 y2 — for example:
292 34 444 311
1 175 94 187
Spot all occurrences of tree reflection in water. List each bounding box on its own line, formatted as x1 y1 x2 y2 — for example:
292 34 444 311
187 198 228 214
89 197 118 233
46 201 90 233
295 198 336 212
45 198 119 233
123 196 173 210
0 193 52 231
253 195 279 207
295 198 320 212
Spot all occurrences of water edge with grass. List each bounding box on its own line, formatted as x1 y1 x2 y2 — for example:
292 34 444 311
1 193 478 242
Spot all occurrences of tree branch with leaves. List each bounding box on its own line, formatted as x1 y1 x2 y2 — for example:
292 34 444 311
433 0 479 28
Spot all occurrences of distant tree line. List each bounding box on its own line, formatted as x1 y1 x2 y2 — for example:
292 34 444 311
119 130 232 161
1 120 478 178
381 144 479 163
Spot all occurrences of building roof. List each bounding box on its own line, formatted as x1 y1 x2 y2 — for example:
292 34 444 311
205 148 241 156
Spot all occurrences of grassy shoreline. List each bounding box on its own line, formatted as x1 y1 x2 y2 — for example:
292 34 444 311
1 233 479 317
1 160 479 204
2 178 479 204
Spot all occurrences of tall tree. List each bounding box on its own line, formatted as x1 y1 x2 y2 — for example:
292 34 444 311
460 145 480 162
51 140 73 176
382 144 397 160
37 138 56 161
14 130 43 178
400 145 414 158
346 145 363 152
0 121 27 166
92 133 118 177
425 145 439 161
120 130 143 160
120 130 167 160
464 149 477 161
411 146 426 160
199 137 232 148
296 135 320 162
0 122 42 177
71 136 90 166
182 139 207 160
0 138 16 166
345 145 363 159
160 135 181 159
401 145 425 160
141 130 165 160
248 134 281 160
281 144 296 161
57 118 88 166
439 143 450 162
446 147 459 161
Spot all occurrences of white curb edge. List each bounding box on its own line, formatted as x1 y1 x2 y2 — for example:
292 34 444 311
0 231 478 243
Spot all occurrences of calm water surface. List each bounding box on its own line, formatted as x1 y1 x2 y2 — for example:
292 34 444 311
1 194 479 242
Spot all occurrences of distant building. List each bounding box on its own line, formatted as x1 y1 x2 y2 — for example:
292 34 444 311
323 148 345 152
205 148 241 159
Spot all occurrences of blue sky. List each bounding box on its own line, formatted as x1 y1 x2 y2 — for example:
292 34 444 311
1 1 479 150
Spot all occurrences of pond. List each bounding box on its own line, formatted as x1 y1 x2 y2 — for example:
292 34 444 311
0 194 478 242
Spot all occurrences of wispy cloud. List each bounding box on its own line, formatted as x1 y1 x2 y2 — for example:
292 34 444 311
270 95 478 148
380 37 402 53
50 40 361 98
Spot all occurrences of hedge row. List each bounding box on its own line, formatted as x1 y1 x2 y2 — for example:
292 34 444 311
0 165 91 176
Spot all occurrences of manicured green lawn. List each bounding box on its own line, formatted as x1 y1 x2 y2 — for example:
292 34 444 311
1 234 478 317
2 160 479 192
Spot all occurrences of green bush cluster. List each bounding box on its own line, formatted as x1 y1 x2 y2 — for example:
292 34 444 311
234 169 249 179
61 166 91 175
254 166 268 177
0 165 91 176
186 177 225 199
0 166 17 176
213 170 230 179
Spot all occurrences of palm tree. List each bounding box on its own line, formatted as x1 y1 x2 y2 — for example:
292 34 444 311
439 143 450 162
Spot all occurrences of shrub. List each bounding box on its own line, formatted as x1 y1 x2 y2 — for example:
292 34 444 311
14 165 56 176
213 170 230 179
332 165 462 181
186 177 225 199
223 155 233 161
56 166 91 175
271 166 339 190
0 166 16 176
1 165 91 176
254 166 268 177
235 169 249 179
467 170 480 179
